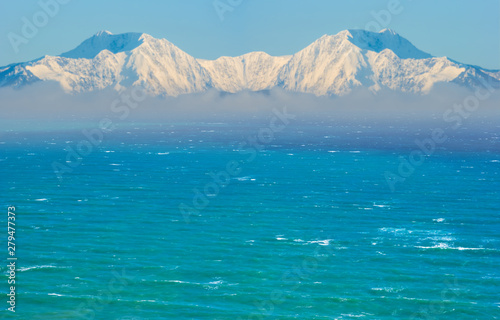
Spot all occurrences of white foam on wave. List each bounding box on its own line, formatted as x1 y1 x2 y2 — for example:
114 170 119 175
371 287 402 293
424 236 455 241
402 297 430 302
307 239 333 246
34 198 48 202
378 227 409 235
234 176 256 182
17 265 68 272
48 293 64 297
162 278 229 287
162 280 192 284
416 243 491 251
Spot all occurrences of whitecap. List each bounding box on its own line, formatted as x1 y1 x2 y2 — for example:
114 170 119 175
233 176 252 181
371 287 402 293
416 243 489 251
378 227 407 235
424 236 455 241
341 313 367 317
162 280 190 284
17 265 67 272
307 239 332 246
34 198 48 202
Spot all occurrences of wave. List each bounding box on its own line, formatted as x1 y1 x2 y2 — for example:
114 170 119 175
415 243 495 251
17 265 70 272
233 176 256 182
306 239 333 246
371 287 404 293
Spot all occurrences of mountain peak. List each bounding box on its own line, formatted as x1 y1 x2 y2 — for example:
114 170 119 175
94 30 113 37
61 31 147 59
345 29 432 59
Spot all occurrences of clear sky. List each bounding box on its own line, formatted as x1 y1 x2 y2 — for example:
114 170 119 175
0 0 499 69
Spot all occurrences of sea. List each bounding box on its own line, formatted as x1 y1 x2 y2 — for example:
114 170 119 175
1 116 499 319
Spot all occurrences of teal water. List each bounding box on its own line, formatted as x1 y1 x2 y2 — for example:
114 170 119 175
1 121 499 319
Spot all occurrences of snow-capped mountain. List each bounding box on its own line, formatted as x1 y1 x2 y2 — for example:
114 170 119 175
1 29 499 96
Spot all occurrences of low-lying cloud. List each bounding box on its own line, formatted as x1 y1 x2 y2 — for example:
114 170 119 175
0 81 498 133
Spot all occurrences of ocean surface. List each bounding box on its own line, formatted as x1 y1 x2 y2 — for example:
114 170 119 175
1 119 499 319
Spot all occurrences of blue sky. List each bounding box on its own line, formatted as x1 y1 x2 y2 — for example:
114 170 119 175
1 0 499 69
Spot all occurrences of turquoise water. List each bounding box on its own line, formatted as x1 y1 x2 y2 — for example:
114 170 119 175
1 121 499 319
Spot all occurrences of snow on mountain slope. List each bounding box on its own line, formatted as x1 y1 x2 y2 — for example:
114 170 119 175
25 50 127 92
22 32 212 96
198 52 291 92
365 50 465 93
276 29 495 95
121 33 211 96
277 31 374 96
1 29 498 97
0 63 39 88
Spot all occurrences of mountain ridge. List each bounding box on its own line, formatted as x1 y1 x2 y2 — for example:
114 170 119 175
1 29 499 96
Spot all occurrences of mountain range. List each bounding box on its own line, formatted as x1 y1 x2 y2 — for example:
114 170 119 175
1 29 499 97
